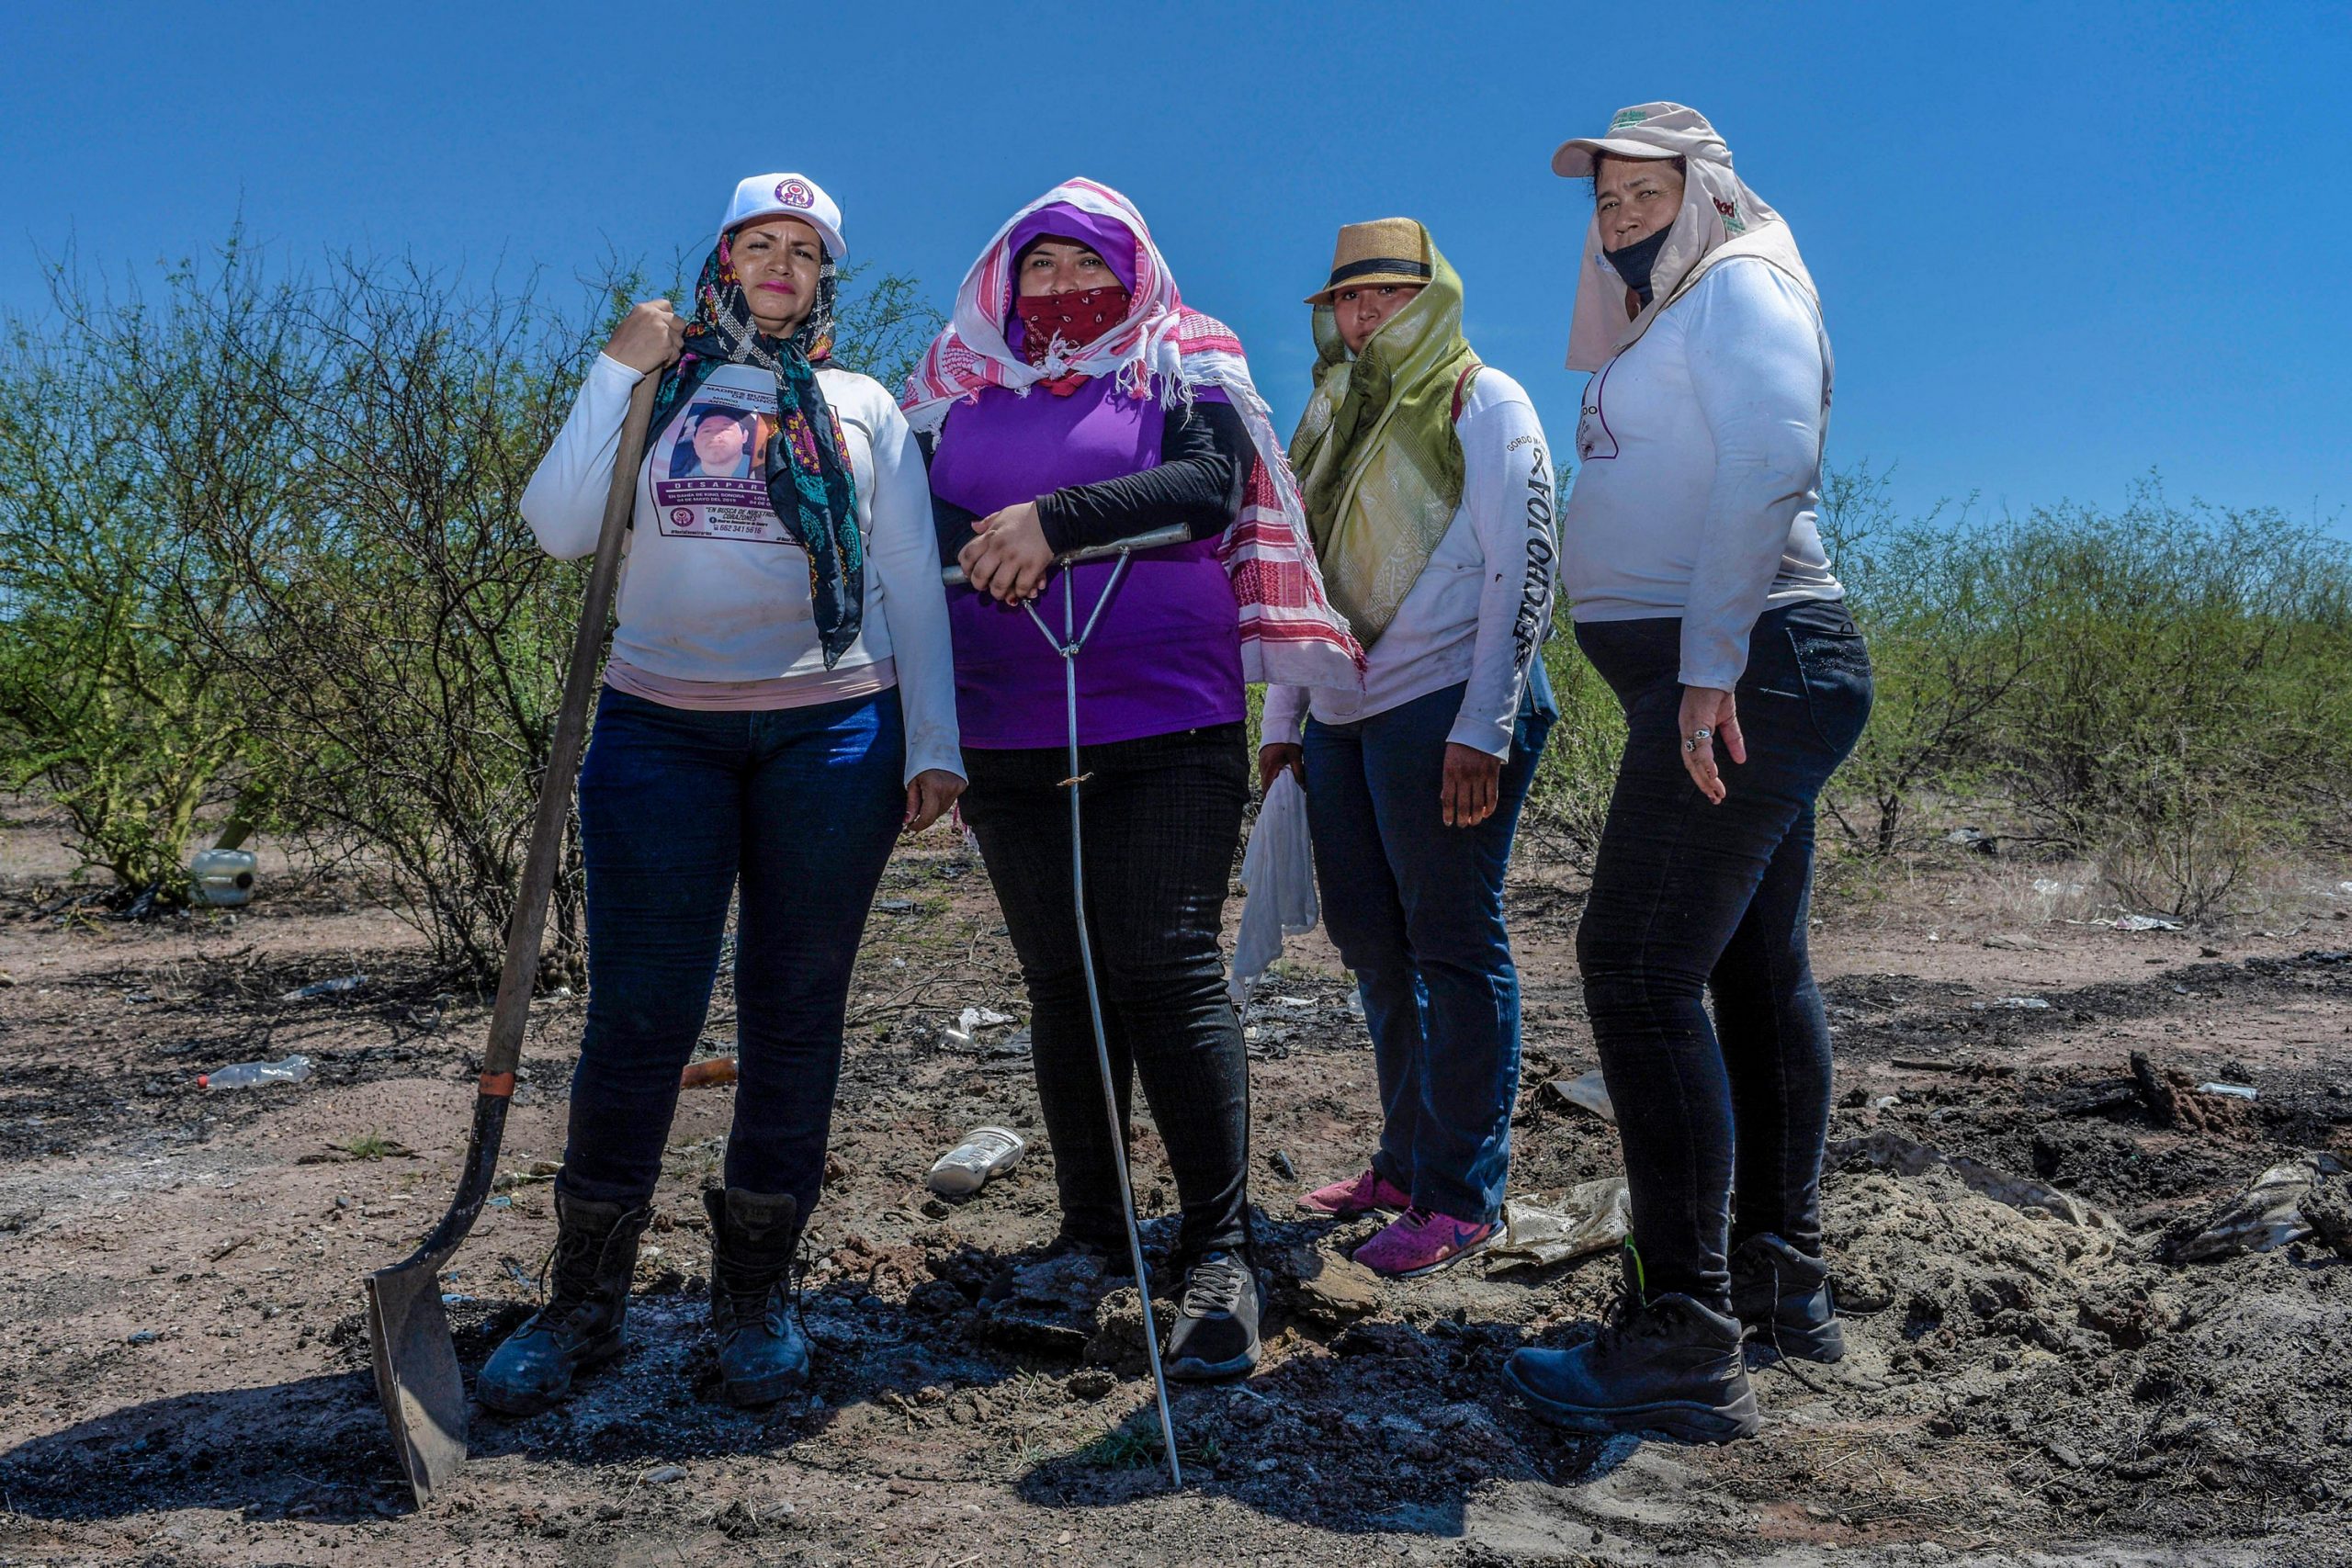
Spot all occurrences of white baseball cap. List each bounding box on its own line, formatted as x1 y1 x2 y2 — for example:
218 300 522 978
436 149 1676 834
720 173 847 262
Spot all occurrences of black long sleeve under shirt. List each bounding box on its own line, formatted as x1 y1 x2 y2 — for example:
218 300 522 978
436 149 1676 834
926 396 1250 568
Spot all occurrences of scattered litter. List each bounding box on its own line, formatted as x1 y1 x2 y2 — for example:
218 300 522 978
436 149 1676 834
1229 770 1319 1004
640 1465 686 1485
1346 987 1365 1019
191 846 258 908
942 1006 1018 1050
1829 1131 2122 1233
1275 1244 1382 1320
1983 931 2053 952
126 1329 158 1345
486 1195 512 1209
1542 1069 1616 1124
1945 828 1994 852
679 1057 738 1089
279 974 366 1002
1869 1094 1901 1111
876 898 915 912
1269 995 1316 1010
493 1160 561 1191
2169 1155 2343 1264
927 1127 1025 1197
2197 1082 2258 1101
1971 996 2050 1010
1270 1150 1297 1182
2107 914 2185 932
1488 1179 1634 1272
2030 878 2086 898
198 1055 314 1090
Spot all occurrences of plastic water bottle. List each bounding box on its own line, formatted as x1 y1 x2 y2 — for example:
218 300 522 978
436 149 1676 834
190 848 258 908
199 1054 314 1090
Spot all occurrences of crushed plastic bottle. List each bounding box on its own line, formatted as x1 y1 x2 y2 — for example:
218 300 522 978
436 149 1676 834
199 1054 314 1090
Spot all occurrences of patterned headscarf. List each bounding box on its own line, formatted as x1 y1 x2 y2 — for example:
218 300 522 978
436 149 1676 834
901 177 1363 689
648 228 865 668
1289 222 1481 647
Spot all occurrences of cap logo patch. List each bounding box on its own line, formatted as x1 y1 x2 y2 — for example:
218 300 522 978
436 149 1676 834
1610 109 1649 130
775 178 814 209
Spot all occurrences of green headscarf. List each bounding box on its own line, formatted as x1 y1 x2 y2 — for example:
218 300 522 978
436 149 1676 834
1288 225 1480 647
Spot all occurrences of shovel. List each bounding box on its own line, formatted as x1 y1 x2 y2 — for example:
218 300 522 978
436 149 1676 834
365 370 659 1506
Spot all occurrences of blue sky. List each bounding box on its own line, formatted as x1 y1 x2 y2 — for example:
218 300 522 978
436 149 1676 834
6 1 2347 529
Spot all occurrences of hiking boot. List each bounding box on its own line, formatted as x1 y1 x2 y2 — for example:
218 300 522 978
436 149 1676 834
1296 1168 1413 1219
1352 1207 1498 1278
1502 1248 1760 1445
1165 1251 1260 1382
704 1188 810 1407
1729 1232 1845 1363
478 1190 650 1416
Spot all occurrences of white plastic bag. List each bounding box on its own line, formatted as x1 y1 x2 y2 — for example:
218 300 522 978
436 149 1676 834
1229 770 1319 1004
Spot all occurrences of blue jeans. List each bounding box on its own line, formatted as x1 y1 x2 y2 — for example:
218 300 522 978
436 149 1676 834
1303 671 1555 1224
1573 600 1873 1309
559 685 906 1217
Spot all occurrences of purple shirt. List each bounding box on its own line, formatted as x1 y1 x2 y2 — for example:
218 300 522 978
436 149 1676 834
930 376 1244 750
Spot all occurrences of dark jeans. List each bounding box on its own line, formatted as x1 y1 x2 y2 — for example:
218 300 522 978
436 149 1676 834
1303 675 1555 1224
1573 600 1872 1310
560 686 906 1218
960 724 1252 1266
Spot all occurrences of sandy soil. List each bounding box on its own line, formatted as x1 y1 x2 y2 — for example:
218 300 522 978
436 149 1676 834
0 801 2347 1567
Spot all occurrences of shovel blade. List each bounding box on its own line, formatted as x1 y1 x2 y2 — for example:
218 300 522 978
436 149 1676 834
365 1258 468 1506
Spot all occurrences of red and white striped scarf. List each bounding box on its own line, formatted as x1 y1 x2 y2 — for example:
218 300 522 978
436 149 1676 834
901 178 1363 686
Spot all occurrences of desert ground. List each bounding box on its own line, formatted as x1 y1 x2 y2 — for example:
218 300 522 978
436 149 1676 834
1 803 2346 1567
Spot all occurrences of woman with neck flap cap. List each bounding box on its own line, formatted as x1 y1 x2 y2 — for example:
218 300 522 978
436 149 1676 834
1261 218 1560 1280
496 173 963 1416
905 177 1358 1383
1503 105 1872 1445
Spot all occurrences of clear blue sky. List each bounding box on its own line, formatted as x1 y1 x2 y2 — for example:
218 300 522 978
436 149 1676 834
6 1 2347 529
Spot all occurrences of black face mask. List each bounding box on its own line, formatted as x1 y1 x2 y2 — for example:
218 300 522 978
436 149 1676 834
1602 226 1672 307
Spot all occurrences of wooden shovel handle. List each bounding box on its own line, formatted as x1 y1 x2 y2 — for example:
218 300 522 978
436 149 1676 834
478 372 661 1093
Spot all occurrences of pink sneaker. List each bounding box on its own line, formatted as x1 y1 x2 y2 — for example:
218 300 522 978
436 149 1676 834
1352 1207 1498 1278
1296 1168 1412 1219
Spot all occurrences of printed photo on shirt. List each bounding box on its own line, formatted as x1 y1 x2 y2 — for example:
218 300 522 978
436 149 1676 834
651 393 796 544
667 405 766 480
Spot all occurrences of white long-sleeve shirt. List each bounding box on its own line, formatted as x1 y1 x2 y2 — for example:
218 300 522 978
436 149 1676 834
521 354 961 784
1261 369 1557 758
1561 255 1841 691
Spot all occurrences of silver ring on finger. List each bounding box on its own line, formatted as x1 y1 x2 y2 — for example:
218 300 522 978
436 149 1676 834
1683 726 1713 753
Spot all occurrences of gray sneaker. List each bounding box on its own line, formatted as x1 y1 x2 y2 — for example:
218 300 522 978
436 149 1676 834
1165 1252 1260 1382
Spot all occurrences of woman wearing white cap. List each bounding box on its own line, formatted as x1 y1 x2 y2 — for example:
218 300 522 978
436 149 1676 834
486 173 963 1414
1503 106 1871 1443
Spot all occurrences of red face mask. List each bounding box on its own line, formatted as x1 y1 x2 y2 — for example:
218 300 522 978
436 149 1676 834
1014 285 1131 366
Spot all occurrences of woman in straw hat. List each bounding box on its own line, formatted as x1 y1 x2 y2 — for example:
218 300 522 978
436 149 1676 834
1261 218 1559 1279
1503 106 1872 1443
492 173 964 1414
903 177 1360 1382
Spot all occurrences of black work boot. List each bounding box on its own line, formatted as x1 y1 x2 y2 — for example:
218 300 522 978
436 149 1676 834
1165 1251 1261 1382
1503 1247 1760 1444
478 1190 650 1416
1729 1232 1845 1363
704 1188 810 1407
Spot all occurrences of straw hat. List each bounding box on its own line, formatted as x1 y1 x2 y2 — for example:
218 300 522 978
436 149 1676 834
1305 218 1431 305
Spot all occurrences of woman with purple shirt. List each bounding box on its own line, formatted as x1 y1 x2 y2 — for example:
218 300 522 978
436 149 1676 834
904 179 1361 1382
